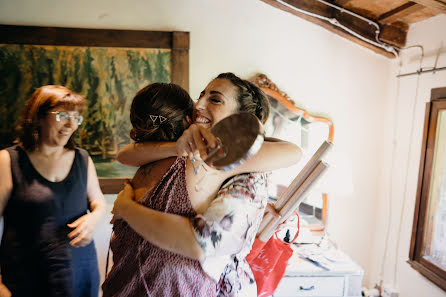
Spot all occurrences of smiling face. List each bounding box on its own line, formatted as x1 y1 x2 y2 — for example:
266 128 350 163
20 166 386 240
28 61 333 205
18 85 86 151
39 106 81 148
193 78 240 128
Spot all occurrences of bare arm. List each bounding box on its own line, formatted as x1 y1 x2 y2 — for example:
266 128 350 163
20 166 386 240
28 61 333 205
0 150 12 217
117 142 178 167
112 183 205 261
228 139 302 175
0 150 12 296
116 125 218 167
67 156 106 247
117 124 301 173
86 156 106 220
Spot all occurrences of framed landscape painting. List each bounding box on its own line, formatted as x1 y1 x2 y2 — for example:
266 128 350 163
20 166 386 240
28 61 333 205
0 25 189 193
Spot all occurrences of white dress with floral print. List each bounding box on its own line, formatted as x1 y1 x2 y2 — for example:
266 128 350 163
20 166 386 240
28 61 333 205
192 172 268 297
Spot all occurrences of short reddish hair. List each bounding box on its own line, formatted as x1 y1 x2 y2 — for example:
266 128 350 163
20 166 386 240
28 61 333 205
18 85 86 151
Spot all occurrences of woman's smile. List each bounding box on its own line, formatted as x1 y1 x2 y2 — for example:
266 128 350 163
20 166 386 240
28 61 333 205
193 78 239 128
59 129 72 136
194 113 211 127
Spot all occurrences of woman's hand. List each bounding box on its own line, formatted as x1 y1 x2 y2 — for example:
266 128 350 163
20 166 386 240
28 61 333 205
67 211 101 247
111 183 135 221
0 276 11 297
175 124 218 160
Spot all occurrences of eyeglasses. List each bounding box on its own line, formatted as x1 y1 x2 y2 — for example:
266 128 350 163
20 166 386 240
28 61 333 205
50 111 83 125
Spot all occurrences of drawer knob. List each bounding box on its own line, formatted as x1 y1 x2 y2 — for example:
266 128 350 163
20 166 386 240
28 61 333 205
299 285 315 291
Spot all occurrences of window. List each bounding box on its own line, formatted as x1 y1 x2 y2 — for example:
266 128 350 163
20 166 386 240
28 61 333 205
409 87 446 291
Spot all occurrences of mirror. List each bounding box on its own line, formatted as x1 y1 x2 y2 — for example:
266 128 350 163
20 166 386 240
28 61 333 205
252 74 334 232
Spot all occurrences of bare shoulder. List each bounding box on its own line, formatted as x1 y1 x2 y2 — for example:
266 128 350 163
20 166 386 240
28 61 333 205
0 149 11 168
132 157 177 202
0 149 13 211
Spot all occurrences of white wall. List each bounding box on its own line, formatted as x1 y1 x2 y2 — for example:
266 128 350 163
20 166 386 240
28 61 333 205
369 14 446 297
3 0 444 295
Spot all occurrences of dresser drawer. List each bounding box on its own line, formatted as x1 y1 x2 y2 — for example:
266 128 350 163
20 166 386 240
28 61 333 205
273 276 345 297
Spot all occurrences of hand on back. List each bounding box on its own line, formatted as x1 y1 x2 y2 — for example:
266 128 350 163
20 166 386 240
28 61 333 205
111 183 135 220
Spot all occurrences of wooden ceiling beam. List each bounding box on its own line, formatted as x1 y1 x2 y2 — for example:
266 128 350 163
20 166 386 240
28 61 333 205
411 0 446 13
331 10 408 48
261 0 400 58
277 0 334 17
334 0 353 6
379 2 425 24
380 24 408 47
332 10 376 41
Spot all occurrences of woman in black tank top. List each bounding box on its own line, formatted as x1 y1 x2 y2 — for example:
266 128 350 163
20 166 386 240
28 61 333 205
0 85 106 297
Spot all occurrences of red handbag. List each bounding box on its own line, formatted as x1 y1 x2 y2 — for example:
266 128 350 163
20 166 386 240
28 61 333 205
246 211 300 297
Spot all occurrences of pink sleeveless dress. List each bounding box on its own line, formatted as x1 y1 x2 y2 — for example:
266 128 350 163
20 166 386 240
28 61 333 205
101 157 216 297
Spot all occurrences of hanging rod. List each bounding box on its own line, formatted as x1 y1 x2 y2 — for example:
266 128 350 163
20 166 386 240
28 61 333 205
397 66 446 77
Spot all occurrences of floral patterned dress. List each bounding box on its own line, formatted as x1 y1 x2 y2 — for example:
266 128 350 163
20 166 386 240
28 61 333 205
192 172 269 297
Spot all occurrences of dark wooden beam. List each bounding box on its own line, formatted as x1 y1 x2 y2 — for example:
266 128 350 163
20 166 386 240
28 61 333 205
279 0 334 17
411 0 446 13
380 23 408 47
332 10 408 48
261 0 400 58
334 0 353 6
379 2 424 24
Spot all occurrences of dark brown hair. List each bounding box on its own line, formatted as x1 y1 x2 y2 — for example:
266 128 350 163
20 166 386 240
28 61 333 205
216 72 270 124
130 83 193 142
18 85 86 151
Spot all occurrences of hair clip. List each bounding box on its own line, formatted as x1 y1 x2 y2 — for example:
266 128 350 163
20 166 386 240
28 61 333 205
149 114 167 125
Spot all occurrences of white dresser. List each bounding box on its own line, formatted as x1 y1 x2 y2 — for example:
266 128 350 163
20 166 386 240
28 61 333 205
273 244 363 297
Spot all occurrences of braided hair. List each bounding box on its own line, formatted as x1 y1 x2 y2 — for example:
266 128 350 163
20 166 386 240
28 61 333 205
215 72 270 124
129 83 193 143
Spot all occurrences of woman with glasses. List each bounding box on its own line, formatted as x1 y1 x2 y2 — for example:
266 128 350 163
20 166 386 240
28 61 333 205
0 85 106 297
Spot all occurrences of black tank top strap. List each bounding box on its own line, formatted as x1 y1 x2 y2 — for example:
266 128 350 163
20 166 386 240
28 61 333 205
76 148 89 173
5 145 24 195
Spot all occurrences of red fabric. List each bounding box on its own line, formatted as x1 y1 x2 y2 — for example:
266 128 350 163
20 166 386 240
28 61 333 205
247 237 293 297
246 211 300 297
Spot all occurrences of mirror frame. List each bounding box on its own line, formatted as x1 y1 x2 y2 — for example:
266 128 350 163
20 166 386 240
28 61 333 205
251 73 334 231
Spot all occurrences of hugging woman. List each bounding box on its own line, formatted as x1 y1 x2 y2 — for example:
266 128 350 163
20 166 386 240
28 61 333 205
102 73 302 297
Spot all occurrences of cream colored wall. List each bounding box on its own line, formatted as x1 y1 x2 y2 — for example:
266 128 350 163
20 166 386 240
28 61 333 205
2 0 444 295
0 0 390 288
369 14 446 297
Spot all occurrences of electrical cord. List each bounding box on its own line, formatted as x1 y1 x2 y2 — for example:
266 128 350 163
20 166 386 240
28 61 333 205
378 60 401 288
275 0 399 57
392 49 424 287
379 45 424 287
